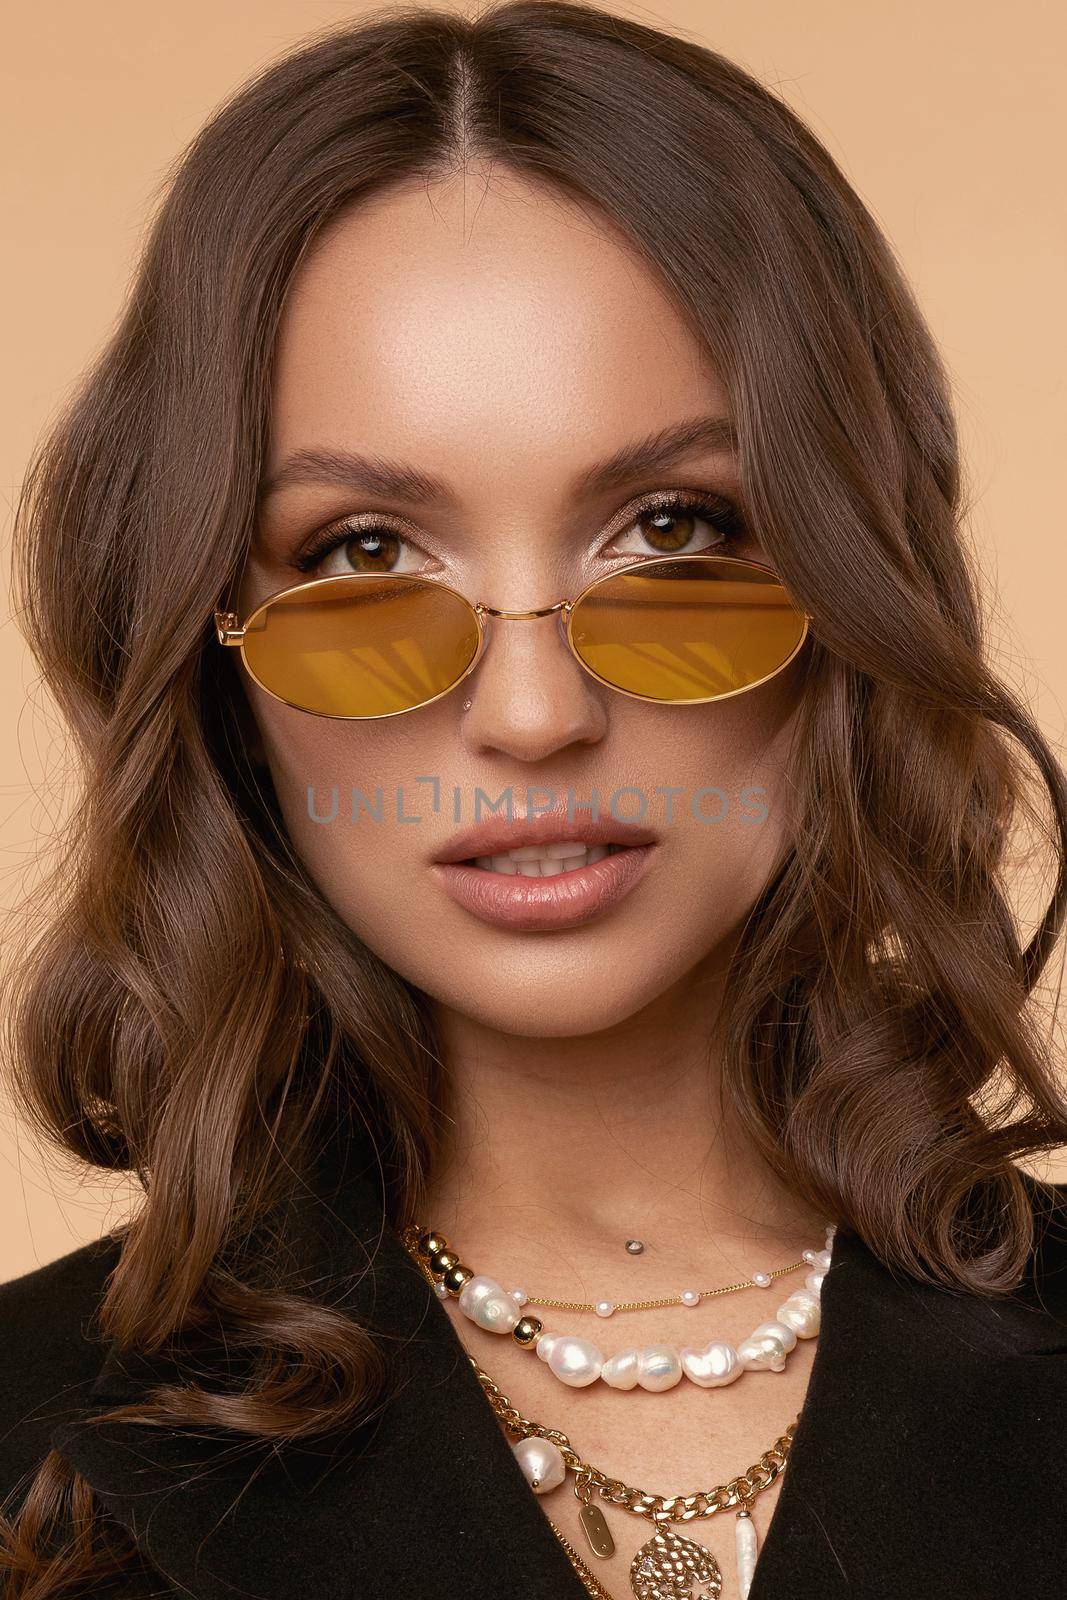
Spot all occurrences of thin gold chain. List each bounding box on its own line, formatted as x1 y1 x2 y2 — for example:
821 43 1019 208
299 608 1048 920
528 1260 806 1313
400 1221 809 1313
547 1517 621 1598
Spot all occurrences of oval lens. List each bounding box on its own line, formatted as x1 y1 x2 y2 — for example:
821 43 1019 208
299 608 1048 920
241 573 481 718
568 557 807 703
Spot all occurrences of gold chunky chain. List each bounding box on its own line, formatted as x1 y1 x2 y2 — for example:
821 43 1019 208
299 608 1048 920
469 1355 798 1522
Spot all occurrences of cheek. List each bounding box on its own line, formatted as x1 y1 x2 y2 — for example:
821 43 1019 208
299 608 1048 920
249 694 450 935
634 666 803 952
672 697 799 931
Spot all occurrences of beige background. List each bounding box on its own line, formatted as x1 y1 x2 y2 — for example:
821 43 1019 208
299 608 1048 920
2 1 1065 1281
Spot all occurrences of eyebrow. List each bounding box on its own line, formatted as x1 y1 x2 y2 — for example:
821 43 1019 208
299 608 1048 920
256 412 738 509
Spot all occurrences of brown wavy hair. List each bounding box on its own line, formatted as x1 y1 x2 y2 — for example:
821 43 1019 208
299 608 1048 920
3 1 1067 1591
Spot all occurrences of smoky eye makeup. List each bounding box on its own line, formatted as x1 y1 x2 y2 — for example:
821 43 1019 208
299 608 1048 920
262 480 754 578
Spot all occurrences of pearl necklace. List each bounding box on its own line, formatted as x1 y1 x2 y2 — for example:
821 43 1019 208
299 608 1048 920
401 1223 838 1598
402 1223 833 1392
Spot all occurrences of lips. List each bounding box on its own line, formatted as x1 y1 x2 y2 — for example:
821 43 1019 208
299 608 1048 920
431 796 660 865
432 841 657 931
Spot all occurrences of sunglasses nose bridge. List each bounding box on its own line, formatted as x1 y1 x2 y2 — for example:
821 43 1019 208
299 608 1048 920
476 598 571 621
472 597 573 672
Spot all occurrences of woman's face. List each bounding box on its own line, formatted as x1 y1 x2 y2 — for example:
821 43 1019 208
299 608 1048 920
240 168 805 1036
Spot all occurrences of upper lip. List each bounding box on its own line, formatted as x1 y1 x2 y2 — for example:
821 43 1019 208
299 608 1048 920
431 798 660 863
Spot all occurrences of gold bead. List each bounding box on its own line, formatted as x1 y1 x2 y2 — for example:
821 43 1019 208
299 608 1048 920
512 1315 543 1345
417 1231 448 1258
444 1264 473 1294
429 1248 458 1276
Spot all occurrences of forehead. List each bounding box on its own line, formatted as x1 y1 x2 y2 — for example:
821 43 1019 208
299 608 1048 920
267 170 728 493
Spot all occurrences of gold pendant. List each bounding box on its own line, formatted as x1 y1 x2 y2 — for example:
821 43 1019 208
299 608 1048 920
579 1501 616 1557
629 1525 723 1599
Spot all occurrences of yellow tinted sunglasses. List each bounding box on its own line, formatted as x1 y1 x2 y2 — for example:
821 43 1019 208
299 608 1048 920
214 553 810 720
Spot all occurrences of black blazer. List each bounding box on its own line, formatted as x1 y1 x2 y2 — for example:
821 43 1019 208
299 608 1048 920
3 1136 1066 1600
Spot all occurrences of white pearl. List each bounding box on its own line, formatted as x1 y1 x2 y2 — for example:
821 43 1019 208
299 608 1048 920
637 1345 683 1391
546 1335 604 1387
600 1347 641 1389
737 1321 795 1373
535 1333 557 1361
680 1289 700 1306
765 1318 797 1349
595 1301 615 1317
776 1289 821 1338
752 1271 771 1287
457 1274 503 1314
457 1275 519 1334
680 1340 742 1387
434 1282 449 1298
802 1248 816 1263
810 1248 833 1273
736 1513 759 1598
512 1435 566 1494
510 1287 528 1306
825 1223 837 1241
804 1270 825 1296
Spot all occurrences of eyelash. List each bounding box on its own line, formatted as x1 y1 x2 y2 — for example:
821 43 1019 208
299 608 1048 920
290 488 750 575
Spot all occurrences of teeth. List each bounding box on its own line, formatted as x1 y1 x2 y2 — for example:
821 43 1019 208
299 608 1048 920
471 842 624 874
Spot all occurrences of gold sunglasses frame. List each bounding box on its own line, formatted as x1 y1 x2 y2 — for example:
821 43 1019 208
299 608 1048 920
213 552 812 721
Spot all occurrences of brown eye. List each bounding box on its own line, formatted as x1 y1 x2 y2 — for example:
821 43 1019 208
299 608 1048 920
636 506 710 553
611 491 749 560
294 520 429 576
328 528 403 573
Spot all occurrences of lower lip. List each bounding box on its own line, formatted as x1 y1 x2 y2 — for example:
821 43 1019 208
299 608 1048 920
431 845 657 931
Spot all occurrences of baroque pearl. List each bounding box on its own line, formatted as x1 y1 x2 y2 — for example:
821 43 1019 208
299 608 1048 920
512 1435 566 1493
457 1275 520 1334
539 1334 604 1386
679 1340 742 1388
805 1269 826 1296
736 1512 758 1597
776 1289 821 1338
810 1248 833 1273
737 1319 797 1372
600 1347 641 1389
637 1344 683 1391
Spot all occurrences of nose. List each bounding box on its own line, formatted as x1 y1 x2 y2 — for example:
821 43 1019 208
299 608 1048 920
457 600 608 762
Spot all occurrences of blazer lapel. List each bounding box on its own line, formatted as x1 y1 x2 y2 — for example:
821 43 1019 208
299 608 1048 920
51 1137 1067 1600
749 1172 1067 1598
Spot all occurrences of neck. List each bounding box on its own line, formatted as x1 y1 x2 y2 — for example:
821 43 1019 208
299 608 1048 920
420 952 827 1293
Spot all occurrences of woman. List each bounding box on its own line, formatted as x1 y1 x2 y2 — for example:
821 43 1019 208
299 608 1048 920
2 3 1065 1596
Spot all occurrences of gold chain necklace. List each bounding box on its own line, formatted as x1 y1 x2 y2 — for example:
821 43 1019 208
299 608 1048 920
470 1353 796 1598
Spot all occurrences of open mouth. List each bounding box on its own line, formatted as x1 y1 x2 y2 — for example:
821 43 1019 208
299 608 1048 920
459 842 630 875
